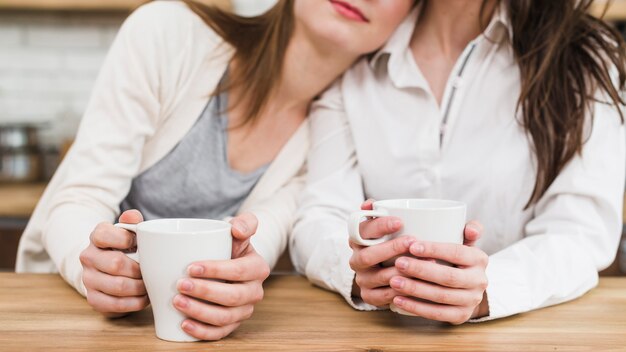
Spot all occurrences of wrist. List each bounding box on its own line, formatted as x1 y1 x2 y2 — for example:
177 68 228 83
471 291 490 320
351 277 361 298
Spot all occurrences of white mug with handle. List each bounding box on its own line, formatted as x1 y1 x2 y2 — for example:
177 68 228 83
115 218 232 342
348 199 467 315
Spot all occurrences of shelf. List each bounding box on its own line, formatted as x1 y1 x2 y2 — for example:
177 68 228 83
0 183 46 219
590 0 626 21
0 0 231 12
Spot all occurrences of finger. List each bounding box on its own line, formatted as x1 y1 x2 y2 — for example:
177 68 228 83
230 212 258 242
173 294 254 327
361 199 376 210
188 253 270 282
230 213 258 258
389 276 478 306
392 296 471 325
360 287 398 307
463 220 484 246
80 247 141 279
85 288 149 314
358 216 402 240
395 257 481 289
118 209 144 224
177 279 263 307
349 236 415 270
83 269 146 297
181 319 240 341
90 223 137 250
354 266 403 289
409 241 489 267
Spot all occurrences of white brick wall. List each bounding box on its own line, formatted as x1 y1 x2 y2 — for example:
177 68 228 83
0 12 125 146
0 3 275 147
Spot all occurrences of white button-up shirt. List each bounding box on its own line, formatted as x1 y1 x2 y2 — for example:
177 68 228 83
291 7 625 321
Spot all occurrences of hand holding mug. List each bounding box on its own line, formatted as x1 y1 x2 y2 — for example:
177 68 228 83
80 209 149 318
348 199 489 323
389 238 489 324
172 213 271 341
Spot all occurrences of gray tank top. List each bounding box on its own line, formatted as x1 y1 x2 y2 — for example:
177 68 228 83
120 91 268 220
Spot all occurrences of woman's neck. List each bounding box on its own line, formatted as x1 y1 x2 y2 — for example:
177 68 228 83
268 27 358 118
413 0 496 60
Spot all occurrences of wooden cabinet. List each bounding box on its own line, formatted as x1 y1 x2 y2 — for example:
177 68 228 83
0 184 45 271
0 221 26 270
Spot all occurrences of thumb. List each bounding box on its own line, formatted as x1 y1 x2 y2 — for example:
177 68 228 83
230 212 258 242
361 199 376 211
463 220 483 246
230 213 258 258
118 209 144 224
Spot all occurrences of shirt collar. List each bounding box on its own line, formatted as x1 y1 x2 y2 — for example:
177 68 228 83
368 2 512 86
369 5 421 70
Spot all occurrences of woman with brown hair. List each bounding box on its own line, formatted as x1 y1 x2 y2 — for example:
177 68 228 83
292 0 626 323
15 0 414 340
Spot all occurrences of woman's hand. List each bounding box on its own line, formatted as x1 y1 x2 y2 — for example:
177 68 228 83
390 241 489 324
349 199 486 323
172 213 271 341
80 210 149 318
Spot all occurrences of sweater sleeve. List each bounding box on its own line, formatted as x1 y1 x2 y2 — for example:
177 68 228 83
248 170 306 270
290 82 378 309
39 2 193 295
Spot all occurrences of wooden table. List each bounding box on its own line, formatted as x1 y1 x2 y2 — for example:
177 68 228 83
1 274 626 351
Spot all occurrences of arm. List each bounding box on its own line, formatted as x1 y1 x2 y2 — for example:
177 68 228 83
476 100 625 321
42 2 191 296
290 82 374 308
249 170 307 270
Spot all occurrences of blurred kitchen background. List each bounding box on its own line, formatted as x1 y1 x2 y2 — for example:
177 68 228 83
0 0 625 274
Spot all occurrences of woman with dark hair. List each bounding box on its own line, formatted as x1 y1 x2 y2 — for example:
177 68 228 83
15 0 414 340
292 0 626 323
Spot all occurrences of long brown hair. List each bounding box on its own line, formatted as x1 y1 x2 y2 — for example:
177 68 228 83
484 0 626 207
181 0 295 126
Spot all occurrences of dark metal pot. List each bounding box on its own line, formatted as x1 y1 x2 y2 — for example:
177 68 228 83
0 124 44 183
0 147 42 183
0 124 39 150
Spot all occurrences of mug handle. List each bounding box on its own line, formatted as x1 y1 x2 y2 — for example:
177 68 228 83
348 209 393 246
114 223 139 263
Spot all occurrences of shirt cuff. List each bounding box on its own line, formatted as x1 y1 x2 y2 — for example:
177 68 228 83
304 233 381 311
468 249 533 322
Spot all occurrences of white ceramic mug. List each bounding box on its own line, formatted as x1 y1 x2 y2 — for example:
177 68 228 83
115 218 232 342
348 199 466 315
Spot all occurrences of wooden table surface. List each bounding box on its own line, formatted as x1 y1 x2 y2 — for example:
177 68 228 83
1 274 626 351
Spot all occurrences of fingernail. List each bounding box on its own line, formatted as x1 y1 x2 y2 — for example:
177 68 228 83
174 295 189 309
390 277 404 289
396 258 408 270
404 237 417 247
232 220 248 234
412 243 425 254
189 265 204 276
467 223 479 233
179 279 193 292
389 219 402 229
394 296 406 306
182 320 194 331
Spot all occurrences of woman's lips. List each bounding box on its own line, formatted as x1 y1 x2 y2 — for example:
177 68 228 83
329 0 369 23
